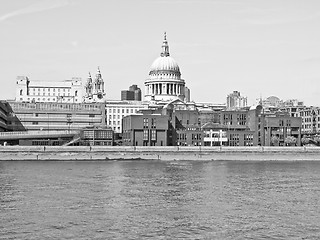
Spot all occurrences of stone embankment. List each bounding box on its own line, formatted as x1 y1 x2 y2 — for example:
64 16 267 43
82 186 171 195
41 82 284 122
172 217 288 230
0 146 320 161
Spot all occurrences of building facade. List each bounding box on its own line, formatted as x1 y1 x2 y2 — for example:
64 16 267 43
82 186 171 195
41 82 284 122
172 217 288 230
121 84 142 101
16 67 106 104
122 114 169 146
202 123 228 146
7 101 106 132
297 107 320 135
105 100 149 133
80 126 114 146
226 91 247 110
261 112 302 146
144 33 188 102
16 76 83 103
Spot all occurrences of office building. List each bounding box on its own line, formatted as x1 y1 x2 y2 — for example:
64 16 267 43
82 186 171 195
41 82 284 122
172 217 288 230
226 91 247 110
121 85 141 101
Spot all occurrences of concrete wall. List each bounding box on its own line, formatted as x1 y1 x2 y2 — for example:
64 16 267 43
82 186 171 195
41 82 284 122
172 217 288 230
0 146 320 161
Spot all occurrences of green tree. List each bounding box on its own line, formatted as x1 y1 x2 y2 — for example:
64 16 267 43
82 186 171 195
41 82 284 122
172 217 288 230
313 135 320 146
301 135 310 145
284 136 297 146
271 135 279 146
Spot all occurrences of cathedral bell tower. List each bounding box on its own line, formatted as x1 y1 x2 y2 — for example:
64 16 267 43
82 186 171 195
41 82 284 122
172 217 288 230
83 67 106 102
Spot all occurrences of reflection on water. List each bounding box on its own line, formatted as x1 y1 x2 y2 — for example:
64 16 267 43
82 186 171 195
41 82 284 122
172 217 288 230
1 160 320 239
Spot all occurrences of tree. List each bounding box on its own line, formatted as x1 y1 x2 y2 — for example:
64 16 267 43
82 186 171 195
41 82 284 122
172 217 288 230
313 135 320 146
284 136 297 146
301 135 310 145
271 135 279 146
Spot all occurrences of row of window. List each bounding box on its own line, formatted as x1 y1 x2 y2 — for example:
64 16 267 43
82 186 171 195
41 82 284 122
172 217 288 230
204 133 227 138
143 118 157 129
143 129 157 141
11 102 101 111
31 88 71 92
106 108 141 114
29 92 74 97
82 130 113 139
20 97 78 102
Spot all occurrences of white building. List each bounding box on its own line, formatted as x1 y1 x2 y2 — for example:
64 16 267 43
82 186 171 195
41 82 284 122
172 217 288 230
105 100 150 133
202 122 228 146
16 76 83 103
144 33 188 102
15 67 106 103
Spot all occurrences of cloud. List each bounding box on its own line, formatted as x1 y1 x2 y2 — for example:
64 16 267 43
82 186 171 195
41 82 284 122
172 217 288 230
0 0 72 23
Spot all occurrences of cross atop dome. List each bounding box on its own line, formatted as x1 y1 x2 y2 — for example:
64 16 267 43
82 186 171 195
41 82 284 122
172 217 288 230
161 32 170 57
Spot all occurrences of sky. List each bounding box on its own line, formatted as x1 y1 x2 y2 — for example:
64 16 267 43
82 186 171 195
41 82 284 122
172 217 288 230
0 0 320 106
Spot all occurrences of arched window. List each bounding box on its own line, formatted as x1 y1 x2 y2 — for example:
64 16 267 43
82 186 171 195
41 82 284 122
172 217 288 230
75 90 78 96
20 89 23 95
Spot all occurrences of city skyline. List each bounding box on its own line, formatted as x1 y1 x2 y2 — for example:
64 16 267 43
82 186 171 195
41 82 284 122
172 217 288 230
1 0 320 106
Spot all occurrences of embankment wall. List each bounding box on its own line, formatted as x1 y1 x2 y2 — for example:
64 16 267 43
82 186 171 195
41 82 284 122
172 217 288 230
0 146 320 161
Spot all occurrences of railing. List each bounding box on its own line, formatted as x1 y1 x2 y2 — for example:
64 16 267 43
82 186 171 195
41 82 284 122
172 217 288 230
0 130 79 136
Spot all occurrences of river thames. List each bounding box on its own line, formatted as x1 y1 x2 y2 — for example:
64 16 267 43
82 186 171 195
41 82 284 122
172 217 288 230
1 160 320 239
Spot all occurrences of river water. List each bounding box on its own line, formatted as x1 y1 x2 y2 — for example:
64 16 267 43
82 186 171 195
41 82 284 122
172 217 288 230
1 160 320 240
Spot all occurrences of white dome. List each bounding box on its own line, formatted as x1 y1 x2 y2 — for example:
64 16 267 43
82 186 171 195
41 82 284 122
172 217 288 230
150 56 180 73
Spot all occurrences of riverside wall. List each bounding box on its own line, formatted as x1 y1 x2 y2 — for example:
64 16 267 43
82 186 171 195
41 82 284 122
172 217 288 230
0 146 320 161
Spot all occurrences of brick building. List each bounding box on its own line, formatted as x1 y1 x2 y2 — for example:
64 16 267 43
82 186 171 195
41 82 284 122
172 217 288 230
122 114 169 146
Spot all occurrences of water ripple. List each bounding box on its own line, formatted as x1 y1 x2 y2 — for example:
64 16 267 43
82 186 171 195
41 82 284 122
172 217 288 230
1 160 320 239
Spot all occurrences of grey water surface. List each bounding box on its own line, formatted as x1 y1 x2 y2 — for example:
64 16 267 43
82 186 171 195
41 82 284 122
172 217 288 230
1 160 320 239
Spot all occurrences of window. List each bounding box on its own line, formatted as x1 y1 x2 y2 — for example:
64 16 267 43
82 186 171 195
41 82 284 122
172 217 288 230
286 119 291 126
151 118 156 128
151 130 156 141
244 134 253 146
143 129 149 140
143 118 149 128
279 120 284 126
229 133 240 146
20 89 23 95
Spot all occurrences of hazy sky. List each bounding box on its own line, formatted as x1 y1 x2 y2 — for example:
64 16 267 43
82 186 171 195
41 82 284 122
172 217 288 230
1 0 320 106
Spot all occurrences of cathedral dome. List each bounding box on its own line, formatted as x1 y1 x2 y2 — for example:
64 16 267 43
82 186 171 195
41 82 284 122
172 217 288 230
144 33 186 102
150 56 180 73
148 32 181 77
